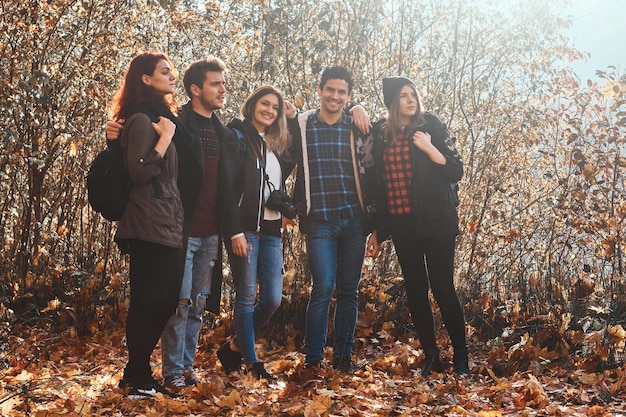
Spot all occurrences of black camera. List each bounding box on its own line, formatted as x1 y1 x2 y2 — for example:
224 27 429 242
265 190 297 219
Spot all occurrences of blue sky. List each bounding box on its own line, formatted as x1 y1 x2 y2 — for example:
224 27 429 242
561 0 626 81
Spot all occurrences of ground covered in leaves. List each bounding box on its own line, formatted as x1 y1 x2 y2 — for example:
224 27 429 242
2 317 626 417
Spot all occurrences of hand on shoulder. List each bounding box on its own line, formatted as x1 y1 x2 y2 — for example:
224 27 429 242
350 105 371 134
106 119 125 141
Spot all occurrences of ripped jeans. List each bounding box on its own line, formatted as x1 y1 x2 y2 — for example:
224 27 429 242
161 235 219 378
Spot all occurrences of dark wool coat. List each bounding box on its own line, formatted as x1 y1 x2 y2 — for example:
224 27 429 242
177 102 239 313
371 112 463 242
177 101 237 233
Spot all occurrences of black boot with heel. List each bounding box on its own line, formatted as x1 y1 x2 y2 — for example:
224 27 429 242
217 342 242 374
421 348 444 377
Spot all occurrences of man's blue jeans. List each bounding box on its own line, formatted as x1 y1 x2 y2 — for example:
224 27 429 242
161 235 219 378
304 216 366 364
230 231 283 364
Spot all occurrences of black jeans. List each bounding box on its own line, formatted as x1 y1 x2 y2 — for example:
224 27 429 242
123 239 184 384
388 215 467 354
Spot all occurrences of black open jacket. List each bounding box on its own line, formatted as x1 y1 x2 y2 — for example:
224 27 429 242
223 117 288 239
176 102 239 313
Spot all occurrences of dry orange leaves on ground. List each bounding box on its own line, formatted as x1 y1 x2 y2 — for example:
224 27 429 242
1 321 625 417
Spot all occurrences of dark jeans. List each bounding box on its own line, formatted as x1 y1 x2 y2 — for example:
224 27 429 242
123 239 184 384
388 215 467 354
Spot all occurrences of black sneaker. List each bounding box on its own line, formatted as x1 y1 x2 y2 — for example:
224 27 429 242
217 342 242 374
127 386 157 400
124 378 178 400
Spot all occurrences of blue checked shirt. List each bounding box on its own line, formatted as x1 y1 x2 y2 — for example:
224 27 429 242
306 111 361 221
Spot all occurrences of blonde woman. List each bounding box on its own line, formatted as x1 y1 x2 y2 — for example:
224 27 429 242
218 85 289 380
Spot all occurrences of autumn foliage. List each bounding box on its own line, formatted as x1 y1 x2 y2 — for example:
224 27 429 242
1 0 625 415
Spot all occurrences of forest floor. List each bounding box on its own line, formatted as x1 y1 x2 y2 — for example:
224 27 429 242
1 318 626 417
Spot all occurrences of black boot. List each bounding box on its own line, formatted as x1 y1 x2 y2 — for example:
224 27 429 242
332 355 357 374
217 342 242 374
421 348 444 377
453 348 469 377
248 362 274 380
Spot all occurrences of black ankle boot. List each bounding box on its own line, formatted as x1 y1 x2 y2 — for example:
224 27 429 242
453 348 469 377
249 362 274 380
217 342 242 374
421 348 444 377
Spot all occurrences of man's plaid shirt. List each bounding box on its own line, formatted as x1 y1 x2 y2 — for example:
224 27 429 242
305 111 361 221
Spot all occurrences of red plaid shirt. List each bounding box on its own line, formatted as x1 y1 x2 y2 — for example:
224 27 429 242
383 132 413 215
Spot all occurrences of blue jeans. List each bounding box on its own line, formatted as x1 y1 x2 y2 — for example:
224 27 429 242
230 231 283 364
304 216 366 364
161 235 219 378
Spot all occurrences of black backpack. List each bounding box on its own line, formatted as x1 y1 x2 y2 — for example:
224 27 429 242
87 111 160 221
86 138 130 221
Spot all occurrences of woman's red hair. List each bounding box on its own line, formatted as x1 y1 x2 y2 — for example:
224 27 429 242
111 52 177 120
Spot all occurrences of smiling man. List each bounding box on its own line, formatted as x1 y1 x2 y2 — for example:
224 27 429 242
283 66 374 379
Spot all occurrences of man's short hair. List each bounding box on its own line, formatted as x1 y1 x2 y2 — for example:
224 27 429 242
183 57 227 98
319 66 353 93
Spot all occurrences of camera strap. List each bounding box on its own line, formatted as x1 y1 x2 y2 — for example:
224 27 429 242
265 173 278 192
238 129 266 165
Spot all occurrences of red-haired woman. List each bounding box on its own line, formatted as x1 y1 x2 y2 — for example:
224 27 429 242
111 52 185 399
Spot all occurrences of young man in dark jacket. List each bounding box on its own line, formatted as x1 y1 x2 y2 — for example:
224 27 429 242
159 58 240 391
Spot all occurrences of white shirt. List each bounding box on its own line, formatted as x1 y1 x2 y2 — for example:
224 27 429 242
264 148 282 221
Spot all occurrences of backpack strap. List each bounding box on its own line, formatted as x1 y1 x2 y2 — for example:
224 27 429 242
134 108 160 123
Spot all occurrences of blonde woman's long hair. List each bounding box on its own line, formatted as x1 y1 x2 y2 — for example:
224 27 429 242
240 85 288 154
384 84 425 144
